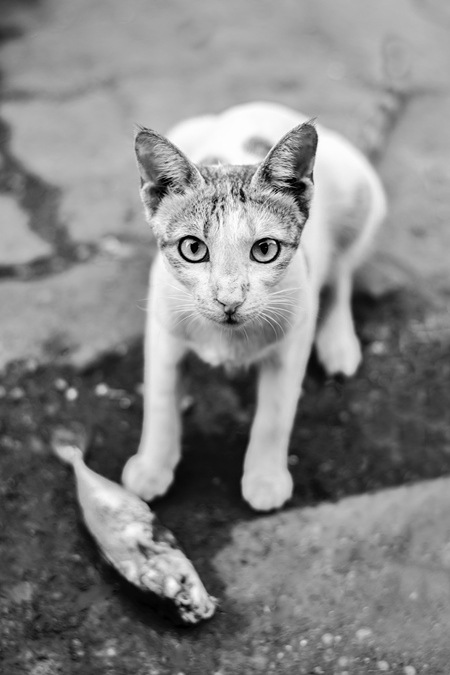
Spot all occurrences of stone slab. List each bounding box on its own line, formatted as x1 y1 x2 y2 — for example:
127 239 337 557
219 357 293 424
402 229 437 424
1 92 148 244
214 478 450 674
0 249 150 371
0 194 52 265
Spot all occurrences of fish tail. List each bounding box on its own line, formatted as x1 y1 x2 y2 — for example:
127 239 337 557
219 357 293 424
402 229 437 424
51 426 87 465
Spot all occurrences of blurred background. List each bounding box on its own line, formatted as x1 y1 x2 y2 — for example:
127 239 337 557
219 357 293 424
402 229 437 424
1 1 450 674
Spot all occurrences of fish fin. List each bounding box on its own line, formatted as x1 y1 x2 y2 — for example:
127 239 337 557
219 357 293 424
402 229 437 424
51 425 88 465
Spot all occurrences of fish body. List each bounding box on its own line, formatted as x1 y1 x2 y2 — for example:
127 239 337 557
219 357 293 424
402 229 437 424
52 428 216 624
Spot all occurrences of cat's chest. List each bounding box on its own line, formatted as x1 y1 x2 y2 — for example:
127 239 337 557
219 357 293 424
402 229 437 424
185 324 277 369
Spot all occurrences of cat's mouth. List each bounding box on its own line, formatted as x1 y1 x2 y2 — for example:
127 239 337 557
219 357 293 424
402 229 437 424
224 315 240 326
212 314 244 328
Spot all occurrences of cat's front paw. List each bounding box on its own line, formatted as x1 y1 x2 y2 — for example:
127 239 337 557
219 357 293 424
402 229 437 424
241 467 293 512
122 455 174 502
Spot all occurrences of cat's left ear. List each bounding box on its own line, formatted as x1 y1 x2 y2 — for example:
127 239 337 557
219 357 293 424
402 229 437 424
135 127 204 215
251 122 318 217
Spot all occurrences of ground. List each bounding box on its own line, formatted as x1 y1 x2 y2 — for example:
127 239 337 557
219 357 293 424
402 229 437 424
1 1 450 674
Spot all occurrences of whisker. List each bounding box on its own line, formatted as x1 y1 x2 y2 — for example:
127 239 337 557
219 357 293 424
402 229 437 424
259 312 279 341
268 305 297 318
268 313 286 338
269 286 302 297
269 311 293 331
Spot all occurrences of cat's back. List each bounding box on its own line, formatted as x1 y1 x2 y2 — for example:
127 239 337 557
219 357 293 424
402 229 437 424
167 101 367 182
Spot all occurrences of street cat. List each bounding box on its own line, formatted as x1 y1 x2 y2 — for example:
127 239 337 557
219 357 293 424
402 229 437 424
122 101 386 511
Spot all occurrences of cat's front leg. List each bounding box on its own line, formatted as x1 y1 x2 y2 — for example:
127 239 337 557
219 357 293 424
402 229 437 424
242 315 315 512
122 309 186 502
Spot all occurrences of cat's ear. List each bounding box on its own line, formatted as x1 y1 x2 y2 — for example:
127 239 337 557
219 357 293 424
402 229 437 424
135 127 204 214
251 122 318 216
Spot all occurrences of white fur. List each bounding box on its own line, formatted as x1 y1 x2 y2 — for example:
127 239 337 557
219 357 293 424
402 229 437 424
122 102 387 511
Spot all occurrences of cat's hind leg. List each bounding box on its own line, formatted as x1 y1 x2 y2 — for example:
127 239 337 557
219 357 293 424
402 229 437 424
316 177 386 377
315 260 362 377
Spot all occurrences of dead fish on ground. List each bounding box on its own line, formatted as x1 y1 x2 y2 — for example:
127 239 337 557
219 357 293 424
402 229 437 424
51 427 217 625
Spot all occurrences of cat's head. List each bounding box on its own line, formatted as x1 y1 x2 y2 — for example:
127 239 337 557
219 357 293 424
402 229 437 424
134 122 317 329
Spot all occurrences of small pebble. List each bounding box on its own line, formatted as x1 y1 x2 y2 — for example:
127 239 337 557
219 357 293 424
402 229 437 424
404 667 416 675
321 633 334 646
9 387 25 401
54 378 68 391
69 638 85 660
65 387 78 402
9 582 34 604
180 394 194 412
288 454 299 466
377 661 390 672
95 383 109 397
338 656 349 667
370 341 387 355
299 639 308 647
119 397 131 409
356 628 373 641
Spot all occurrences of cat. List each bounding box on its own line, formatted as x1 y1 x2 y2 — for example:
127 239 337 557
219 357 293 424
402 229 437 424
122 101 387 511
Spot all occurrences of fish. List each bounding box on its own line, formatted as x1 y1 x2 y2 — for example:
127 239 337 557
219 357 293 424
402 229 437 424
51 426 217 625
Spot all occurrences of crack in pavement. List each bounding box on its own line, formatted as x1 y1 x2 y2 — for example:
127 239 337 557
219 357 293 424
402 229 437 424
0 115 99 280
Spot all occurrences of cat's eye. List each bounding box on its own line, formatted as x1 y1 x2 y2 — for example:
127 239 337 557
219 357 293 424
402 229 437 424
179 236 209 263
251 238 280 263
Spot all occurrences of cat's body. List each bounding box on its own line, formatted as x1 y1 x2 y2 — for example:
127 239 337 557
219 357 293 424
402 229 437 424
122 102 386 511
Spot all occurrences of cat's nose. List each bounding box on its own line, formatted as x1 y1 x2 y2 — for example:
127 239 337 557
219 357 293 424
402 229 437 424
216 298 243 316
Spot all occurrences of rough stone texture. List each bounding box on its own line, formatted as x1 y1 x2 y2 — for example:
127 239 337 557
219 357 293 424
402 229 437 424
0 249 150 369
214 479 450 673
0 195 52 265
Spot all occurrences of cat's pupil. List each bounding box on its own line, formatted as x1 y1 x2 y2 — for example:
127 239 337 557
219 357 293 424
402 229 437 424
260 242 269 255
191 241 199 254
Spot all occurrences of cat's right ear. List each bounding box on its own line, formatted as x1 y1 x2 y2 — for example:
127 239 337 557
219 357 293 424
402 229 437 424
251 122 318 218
135 127 203 215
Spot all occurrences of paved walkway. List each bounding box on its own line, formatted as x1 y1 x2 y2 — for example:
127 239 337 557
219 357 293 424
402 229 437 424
1 1 450 673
